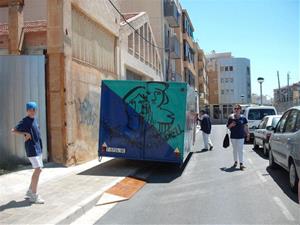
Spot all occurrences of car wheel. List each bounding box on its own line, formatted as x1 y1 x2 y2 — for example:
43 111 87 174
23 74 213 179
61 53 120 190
253 138 259 150
263 142 268 156
289 162 299 193
268 150 277 169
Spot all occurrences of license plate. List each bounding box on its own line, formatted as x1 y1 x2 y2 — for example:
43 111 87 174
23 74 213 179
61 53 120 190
106 147 126 154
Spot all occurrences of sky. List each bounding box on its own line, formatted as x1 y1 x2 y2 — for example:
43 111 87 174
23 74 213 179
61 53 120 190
180 0 300 97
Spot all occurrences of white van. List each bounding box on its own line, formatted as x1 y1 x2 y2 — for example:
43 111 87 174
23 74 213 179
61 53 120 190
243 106 277 140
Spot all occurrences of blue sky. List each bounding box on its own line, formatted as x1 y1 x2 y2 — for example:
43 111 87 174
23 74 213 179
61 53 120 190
180 0 299 97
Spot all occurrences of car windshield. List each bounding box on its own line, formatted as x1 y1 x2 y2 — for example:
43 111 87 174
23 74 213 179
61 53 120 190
248 109 276 120
271 117 280 127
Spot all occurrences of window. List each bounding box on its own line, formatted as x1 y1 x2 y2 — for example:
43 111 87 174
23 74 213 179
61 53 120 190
221 90 224 94
220 66 224 72
226 89 229 94
225 78 228 83
276 111 290 133
247 66 250 75
221 78 224 83
259 117 268 129
230 78 234 83
225 66 229 71
128 33 133 54
285 110 298 133
248 109 276 120
271 117 281 128
231 89 234 94
229 66 233 71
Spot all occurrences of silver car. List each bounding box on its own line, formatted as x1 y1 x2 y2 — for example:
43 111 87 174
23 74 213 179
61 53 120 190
253 115 281 156
268 106 300 193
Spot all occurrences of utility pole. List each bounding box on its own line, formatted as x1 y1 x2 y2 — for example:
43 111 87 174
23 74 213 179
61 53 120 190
287 72 290 106
277 71 281 102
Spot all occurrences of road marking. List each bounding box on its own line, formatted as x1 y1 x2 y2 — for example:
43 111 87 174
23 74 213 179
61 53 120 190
256 171 267 183
273 196 295 221
248 158 253 164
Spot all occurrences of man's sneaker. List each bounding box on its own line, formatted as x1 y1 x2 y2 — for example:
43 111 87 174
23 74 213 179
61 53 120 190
209 145 213 151
25 189 33 199
30 194 44 204
232 162 238 168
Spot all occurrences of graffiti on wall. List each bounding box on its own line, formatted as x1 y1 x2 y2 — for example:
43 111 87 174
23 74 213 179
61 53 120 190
77 92 100 140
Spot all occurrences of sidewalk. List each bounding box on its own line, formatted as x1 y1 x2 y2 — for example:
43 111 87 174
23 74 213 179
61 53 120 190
0 157 144 224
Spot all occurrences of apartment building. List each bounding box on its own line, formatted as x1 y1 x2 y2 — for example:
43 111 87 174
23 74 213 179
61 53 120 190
119 0 181 81
206 51 251 123
274 82 300 113
119 12 163 81
196 46 209 108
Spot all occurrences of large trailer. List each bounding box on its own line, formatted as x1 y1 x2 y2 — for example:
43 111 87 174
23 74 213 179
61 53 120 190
98 80 197 164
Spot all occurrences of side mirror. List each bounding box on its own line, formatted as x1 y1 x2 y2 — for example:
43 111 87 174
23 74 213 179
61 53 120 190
266 126 274 131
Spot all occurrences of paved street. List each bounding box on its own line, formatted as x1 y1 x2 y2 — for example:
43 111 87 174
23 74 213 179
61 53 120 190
93 125 299 225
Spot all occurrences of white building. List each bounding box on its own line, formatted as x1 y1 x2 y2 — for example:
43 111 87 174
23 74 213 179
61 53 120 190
218 57 251 104
206 51 251 104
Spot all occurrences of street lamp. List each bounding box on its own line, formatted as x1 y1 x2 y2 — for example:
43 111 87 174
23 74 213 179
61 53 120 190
257 77 264 105
240 94 245 104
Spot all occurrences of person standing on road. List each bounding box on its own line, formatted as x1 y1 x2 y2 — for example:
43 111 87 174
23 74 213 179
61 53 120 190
199 110 213 151
11 102 44 204
227 104 250 170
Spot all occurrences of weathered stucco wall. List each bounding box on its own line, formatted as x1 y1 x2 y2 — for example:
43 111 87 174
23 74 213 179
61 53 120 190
65 61 116 165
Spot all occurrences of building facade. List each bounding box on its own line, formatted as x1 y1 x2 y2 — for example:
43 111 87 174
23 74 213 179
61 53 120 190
119 0 181 82
274 82 300 113
119 12 163 81
206 51 251 123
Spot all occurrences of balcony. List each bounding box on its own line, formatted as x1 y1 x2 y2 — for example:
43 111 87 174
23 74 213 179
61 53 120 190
164 0 180 28
170 35 180 59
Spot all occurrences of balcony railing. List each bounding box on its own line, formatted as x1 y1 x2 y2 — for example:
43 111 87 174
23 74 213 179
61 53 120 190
164 0 180 28
170 35 180 59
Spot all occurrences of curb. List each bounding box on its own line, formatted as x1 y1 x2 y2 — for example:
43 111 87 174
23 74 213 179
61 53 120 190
50 177 124 225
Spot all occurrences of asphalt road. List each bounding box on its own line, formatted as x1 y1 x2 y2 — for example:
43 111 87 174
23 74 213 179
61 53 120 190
95 125 299 224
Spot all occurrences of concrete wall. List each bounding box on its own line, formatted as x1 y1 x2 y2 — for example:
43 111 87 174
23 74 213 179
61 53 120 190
47 0 120 165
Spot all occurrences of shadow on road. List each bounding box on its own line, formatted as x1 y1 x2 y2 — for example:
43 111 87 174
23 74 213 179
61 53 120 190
267 167 298 203
250 147 268 160
0 199 32 212
78 158 151 177
78 154 192 184
220 166 241 173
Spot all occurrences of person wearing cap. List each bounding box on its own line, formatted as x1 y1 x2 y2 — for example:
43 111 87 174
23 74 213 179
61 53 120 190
11 101 44 204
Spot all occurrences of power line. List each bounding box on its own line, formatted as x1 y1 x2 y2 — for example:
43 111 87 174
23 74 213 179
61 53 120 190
107 0 168 51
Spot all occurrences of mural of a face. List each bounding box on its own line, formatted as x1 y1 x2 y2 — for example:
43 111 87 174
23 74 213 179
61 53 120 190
146 82 169 107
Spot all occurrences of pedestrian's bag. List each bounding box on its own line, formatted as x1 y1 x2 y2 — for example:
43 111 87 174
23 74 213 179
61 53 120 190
223 130 230 148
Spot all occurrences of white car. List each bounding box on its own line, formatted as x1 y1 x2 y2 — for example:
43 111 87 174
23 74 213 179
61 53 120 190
243 106 277 141
253 115 281 156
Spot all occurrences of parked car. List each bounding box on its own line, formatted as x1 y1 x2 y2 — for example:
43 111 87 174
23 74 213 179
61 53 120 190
253 115 281 156
243 106 277 141
268 106 300 193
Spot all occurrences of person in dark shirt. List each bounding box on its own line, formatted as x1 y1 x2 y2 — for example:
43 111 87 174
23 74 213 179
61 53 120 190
12 102 44 204
227 104 250 170
199 110 213 151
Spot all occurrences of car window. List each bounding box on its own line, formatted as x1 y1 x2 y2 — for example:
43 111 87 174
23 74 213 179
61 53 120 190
248 109 276 120
295 111 300 132
260 117 268 129
271 117 280 128
284 110 298 133
276 111 290 133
